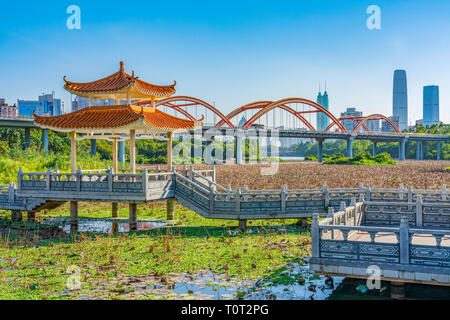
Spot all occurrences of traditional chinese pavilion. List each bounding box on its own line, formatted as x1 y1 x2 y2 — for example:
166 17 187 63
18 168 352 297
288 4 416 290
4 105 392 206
34 61 201 174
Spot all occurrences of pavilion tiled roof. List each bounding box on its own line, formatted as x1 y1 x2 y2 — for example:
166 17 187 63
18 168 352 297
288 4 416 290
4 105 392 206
63 62 176 99
33 105 200 133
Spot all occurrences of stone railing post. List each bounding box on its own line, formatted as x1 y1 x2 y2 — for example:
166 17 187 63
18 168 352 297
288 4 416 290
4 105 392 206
108 167 113 192
350 197 357 225
8 182 15 204
280 184 287 213
328 207 334 239
17 167 23 190
365 185 371 201
189 166 194 181
442 185 447 201
183 164 187 177
399 216 410 264
322 184 329 208
46 168 51 191
226 184 232 201
415 196 423 227
235 188 241 214
209 185 215 215
142 168 148 196
399 183 404 201
76 166 82 192
311 213 320 258
212 164 216 183
242 185 249 201
407 186 413 203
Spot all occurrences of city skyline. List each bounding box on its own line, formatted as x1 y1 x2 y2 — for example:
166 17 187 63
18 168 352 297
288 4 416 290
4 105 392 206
0 0 449 123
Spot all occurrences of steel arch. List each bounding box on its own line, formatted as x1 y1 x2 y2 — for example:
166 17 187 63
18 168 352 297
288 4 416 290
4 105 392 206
217 100 317 131
352 114 400 133
242 98 346 132
156 96 234 128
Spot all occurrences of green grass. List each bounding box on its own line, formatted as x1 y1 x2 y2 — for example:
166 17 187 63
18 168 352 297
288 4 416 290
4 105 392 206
0 202 311 300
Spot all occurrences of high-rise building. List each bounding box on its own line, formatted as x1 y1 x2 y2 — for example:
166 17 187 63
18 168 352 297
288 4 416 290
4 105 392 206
366 119 380 132
423 85 439 126
0 99 17 118
341 107 363 132
72 96 118 112
382 116 399 132
18 92 64 117
316 90 329 131
393 69 408 131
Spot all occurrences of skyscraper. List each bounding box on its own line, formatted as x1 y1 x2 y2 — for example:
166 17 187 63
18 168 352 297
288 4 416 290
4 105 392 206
423 85 439 126
341 107 362 132
393 70 408 131
316 89 329 131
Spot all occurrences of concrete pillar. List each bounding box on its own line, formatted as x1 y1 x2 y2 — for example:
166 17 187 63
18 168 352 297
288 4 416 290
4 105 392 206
70 131 77 173
437 142 441 160
372 142 377 157
167 132 173 171
236 135 243 164
112 138 118 174
399 139 406 161
90 139 97 157
317 139 323 162
416 141 423 160
118 141 125 163
25 127 31 149
238 219 247 232
130 129 136 174
112 203 118 218
129 203 137 231
70 201 78 233
346 138 353 158
42 129 48 154
167 198 175 220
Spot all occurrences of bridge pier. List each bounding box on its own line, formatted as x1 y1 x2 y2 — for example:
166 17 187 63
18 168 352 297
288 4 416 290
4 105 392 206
90 139 97 157
167 198 175 220
437 142 441 160
129 203 137 231
112 203 118 218
416 141 423 160
316 139 323 162
238 219 247 232
42 129 48 154
346 138 353 158
399 139 406 161
11 211 22 222
70 201 78 233
372 142 377 157
25 127 31 149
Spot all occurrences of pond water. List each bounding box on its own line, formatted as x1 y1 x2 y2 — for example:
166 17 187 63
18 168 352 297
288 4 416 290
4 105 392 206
41 217 167 234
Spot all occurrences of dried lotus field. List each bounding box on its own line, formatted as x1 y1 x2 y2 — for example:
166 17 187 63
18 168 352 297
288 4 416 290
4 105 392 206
213 161 450 190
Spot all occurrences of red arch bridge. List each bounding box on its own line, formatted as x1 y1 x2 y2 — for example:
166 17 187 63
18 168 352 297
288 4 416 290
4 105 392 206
1 96 448 162
132 96 448 163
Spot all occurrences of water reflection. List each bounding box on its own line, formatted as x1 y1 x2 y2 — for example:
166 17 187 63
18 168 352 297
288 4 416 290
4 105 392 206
42 217 167 234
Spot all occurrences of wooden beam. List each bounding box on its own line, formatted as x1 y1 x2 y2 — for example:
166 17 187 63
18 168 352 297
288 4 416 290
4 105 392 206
71 131 77 173
130 129 136 174
112 137 118 174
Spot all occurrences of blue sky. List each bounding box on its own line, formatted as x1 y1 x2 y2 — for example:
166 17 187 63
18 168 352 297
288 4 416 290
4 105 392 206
1 0 449 124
